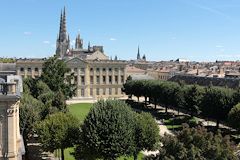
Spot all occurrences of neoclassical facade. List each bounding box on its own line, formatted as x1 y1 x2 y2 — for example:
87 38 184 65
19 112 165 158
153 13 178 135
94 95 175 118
66 58 127 98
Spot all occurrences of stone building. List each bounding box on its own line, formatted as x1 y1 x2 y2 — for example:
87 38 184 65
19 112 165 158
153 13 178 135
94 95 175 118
0 75 24 160
15 8 127 99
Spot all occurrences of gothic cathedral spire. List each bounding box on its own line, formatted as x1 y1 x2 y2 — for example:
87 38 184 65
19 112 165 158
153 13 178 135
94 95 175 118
137 45 141 60
56 7 70 58
59 7 67 42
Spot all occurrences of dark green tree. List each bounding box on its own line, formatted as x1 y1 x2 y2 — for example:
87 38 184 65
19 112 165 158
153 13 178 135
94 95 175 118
201 86 233 128
36 112 80 160
145 125 237 160
228 103 240 132
133 112 160 160
19 93 42 157
232 88 240 105
184 85 202 117
41 55 77 99
74 99 136 160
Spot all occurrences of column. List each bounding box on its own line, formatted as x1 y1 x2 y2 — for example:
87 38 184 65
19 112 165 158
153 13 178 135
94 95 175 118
106 67 109 85
24 68 27 78
31 67 34 78
7 104 17 159
77 68 81 97
84 66 89 97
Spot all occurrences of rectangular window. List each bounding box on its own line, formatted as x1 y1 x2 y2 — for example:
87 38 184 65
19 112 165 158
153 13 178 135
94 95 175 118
90 68 93 72
28 68 31 72
121 76 124 83
115 88 118 95
90 76 94 84
102 68 106 72
96 68 100 72
81 68 85 73
114 68 118 72
81 89 84 97
115 76 118 84
109 88 112 95
103 88 106 95
81 76 85 85
74 76 78 84
74 68 78 73
103 76 106 84
96 76 100 84
20 67 24 72
109 76 112 84
96 88 100 95
35 68 39 72
109 68 112 72
90 88 93 96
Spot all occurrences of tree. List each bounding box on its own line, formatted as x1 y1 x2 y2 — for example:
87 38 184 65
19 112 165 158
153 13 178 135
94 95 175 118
134 112 160 160
126 75 132 82
145 125 237 160
41 55 77 99
232 88 240 106
74 99 136 160
36 112 80 160
201 86 233 128
184 85 202 117
228 103 240 132
122 80 134 99
19 93 42 157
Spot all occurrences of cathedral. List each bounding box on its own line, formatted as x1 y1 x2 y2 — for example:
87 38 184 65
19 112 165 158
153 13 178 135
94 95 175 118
56 8 108 60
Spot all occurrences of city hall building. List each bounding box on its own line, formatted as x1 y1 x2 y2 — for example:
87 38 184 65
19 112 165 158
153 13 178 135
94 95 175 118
16 8 127 99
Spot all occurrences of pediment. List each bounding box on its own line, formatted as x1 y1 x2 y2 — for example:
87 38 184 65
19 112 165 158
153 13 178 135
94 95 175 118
65 57 86 64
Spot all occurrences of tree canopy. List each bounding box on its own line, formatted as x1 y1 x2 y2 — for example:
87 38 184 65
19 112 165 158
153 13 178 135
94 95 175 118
228 103 240 132
74 100 136 160
36 112 80 160
41 56 76 99
145 125 237 160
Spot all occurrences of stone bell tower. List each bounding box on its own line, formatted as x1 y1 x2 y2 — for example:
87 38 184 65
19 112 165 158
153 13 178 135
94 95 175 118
0 76 23 160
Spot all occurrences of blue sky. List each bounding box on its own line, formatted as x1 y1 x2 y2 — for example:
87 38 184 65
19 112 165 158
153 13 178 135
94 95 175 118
1 0 240 61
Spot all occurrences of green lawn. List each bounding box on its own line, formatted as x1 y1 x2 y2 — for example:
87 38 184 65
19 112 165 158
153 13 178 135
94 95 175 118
68 103 93 123
64 103 144 160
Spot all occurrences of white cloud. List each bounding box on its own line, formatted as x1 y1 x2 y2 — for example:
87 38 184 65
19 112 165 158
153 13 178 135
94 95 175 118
110 38 117 41
43 41 50 44
24 31 32 36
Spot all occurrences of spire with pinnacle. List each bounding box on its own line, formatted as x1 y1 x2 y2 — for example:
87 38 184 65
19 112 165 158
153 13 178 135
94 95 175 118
75 33 83 49
59 7 67 42
137 46 141 60
56 7 70 58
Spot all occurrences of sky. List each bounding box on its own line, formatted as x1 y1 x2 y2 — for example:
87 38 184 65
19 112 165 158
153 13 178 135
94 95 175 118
1 0 240 61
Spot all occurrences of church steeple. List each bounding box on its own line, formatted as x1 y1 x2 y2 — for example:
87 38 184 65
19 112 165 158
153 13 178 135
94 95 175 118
58 11 63 40
137 46 141 60
75 33 83 49
62 7 67 34
59 7 67 42
56 7 70 58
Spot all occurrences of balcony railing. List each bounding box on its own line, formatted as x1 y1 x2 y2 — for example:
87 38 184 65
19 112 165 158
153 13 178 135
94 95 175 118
0 82 20 96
